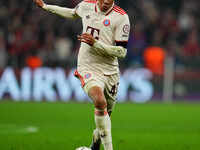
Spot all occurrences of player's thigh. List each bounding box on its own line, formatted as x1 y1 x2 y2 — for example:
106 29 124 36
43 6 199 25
82 72 105 97
77 70 107 104
75 70 105 94
88 85 108 110
84 79 104 96
84 79 109 110
104 73 120 113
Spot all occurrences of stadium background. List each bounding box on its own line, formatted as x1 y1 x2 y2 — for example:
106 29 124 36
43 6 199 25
0 0 200 102
0 0 200 150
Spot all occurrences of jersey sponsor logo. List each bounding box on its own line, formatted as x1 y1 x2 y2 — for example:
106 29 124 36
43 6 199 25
103 19 110 26
86 26 100 40
84 73 92 79
123 24 130 34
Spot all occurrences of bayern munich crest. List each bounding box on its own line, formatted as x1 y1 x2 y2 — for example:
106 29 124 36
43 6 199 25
103 19 110 26
84 73 92 79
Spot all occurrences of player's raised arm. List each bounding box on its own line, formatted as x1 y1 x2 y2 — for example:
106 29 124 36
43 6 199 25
33 0 79 19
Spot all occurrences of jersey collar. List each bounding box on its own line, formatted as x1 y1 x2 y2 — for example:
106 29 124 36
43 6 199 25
95 1 114 16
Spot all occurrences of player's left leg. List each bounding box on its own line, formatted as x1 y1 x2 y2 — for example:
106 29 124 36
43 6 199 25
75 70 117 150
90 73 118 150
90 128 101 150
88 86 113 150
90 111 112 150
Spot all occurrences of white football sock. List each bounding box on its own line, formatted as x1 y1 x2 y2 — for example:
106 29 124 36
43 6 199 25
93 128 100 143
95 112 113 150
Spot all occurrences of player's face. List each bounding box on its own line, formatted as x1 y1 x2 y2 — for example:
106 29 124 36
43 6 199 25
98 0 114 12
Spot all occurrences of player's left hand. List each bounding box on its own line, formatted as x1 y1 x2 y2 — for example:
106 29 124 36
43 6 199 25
78 33 95 46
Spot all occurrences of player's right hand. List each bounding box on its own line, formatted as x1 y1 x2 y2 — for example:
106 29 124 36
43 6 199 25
78 33 96 46
33 0 45 8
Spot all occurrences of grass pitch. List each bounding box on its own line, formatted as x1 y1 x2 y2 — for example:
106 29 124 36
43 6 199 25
0 101 200 150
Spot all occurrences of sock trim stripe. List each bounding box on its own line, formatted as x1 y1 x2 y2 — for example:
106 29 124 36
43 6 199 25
95 110 108 116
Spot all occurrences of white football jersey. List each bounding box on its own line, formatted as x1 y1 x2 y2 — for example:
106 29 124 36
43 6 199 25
75 0 130 75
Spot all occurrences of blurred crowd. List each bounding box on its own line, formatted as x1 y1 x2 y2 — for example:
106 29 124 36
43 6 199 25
0 0 199 74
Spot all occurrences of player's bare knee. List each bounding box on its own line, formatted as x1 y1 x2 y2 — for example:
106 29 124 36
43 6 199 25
94 99 107 116
95 99 107 110
89 86 107 110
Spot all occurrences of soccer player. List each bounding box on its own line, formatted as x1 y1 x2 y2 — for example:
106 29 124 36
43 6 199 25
33 0 130 150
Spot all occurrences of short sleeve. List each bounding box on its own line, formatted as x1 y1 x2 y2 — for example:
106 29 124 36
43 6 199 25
75 1 85 18
115 15 130 42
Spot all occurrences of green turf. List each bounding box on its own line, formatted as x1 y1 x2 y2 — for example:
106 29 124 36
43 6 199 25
0 101 200 150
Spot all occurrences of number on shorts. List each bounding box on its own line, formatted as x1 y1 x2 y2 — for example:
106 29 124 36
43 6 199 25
109 83 119 96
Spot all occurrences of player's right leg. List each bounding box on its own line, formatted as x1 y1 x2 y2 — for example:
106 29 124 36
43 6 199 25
88 86 113 150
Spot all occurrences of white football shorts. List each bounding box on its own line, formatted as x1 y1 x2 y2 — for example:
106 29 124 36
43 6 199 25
74 70 119 113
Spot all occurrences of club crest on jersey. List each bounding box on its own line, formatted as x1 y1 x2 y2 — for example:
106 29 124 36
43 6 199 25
103 19 110 26
84 73 92 79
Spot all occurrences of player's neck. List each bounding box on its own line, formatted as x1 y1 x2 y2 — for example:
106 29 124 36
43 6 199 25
97 2 114 14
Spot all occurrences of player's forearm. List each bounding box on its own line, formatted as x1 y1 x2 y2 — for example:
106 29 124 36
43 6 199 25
93 40 127 58
43 4 77 19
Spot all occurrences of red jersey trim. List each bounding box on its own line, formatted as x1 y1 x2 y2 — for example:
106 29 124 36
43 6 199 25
74 70 85 87
114 5 126 13
115 40 128 43
84 0 97 3
113 5 126 15
95 4 97 12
